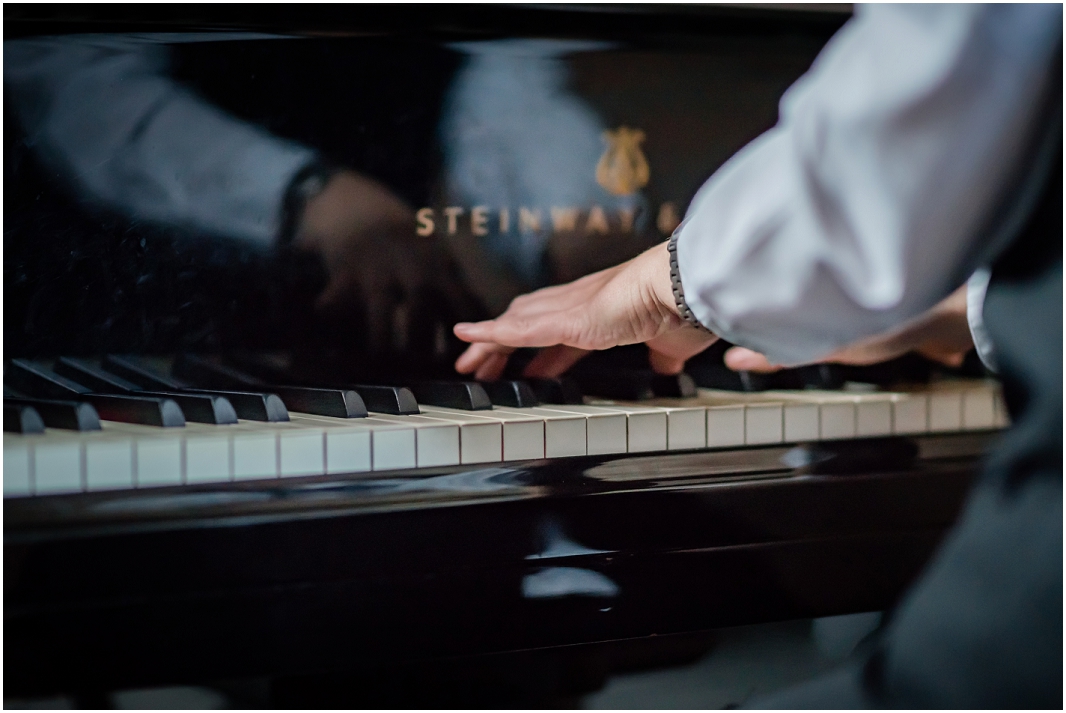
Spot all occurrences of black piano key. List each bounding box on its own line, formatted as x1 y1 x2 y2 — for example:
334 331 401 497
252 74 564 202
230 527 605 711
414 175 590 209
796 364 845 390
55 357 140 393
650 372 698 398
182 389 289 422
568 370 655 401
347 385 420 415
7 360 185 427
54 357 238 425
481 380 540 408
687 362 774 392
525 377 584 405
272 386 367 419
101 355 187 390
7 359 91 399
5 403 45 434
3 397 101 431
140 392 237 425
89 394 186 428
173 354 265 389
174 355 363 419
411 381 492 411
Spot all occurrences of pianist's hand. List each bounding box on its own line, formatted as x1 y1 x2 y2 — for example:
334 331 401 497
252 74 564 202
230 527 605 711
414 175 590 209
453 241 718 380
723 284 973 373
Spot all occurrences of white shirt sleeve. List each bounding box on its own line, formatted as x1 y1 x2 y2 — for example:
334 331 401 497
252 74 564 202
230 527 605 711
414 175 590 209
4 36 316 247
966 268 997 373
675 4 1062 365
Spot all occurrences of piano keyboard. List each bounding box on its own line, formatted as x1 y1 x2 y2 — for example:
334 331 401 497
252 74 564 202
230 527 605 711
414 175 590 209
3 365 1008 498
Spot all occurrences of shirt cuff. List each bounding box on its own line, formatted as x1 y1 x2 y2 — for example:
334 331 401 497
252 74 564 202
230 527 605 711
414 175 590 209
966 269 998 373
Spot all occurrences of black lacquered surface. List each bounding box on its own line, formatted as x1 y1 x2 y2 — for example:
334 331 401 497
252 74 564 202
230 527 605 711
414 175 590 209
5 434 986 695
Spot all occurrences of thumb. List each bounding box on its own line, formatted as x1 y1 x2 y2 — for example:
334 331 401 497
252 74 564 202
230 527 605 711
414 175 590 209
724 346 782 373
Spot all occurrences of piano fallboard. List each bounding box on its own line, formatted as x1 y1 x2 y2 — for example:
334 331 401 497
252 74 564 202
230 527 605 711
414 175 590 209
5 433 987 695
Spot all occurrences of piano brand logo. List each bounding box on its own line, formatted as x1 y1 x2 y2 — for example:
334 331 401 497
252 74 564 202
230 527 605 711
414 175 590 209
416 126 681 238
596 126 650 197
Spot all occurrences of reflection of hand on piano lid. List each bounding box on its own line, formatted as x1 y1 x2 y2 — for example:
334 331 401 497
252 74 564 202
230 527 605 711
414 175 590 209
291 169 472 351
4 36 475 355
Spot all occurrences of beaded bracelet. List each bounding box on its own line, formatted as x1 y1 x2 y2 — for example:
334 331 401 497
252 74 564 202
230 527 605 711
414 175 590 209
667 230 711 331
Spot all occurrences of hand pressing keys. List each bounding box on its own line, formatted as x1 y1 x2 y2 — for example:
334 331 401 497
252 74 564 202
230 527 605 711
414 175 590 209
723 284 974 373
453 241 718 381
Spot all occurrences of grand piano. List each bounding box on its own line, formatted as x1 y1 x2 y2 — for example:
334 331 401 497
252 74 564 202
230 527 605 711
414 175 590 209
4 5 1005 706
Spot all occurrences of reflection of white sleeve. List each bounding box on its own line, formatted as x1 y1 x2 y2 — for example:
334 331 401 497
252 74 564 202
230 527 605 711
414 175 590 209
442 40 644 284
676 5 1061 364
4 36 315 246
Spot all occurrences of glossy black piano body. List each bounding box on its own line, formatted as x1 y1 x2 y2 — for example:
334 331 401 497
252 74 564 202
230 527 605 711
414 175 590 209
5 432 986 697
4 4 996 703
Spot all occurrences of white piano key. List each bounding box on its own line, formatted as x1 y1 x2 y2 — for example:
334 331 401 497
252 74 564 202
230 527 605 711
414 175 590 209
231 427 277 481
781 402 819 442
688 390 784 446
891 393 929 435
699 385 840 441
701 391 815 443
500 418 544 461
993 389 1011 428
227 420 327 479
744 402 784 445
33 434 83 494
323 428 372 473
183 425 232 485
278 426 325 477
662 407 707 451
84 433 135 492
705 404 746 448
854 397 893 437
363 418 417 470
962 382 997 430
493 406 585 458
533 405 628 455
133 436 183 487
586 403 669 453
100 423 182 488
367 413 460 468
421 405 546 462
4 434 33 497
289 414 372 474
928 389 963 432
820 402 855 440
291 415 415 472
769 390 896 439
414 408 504 464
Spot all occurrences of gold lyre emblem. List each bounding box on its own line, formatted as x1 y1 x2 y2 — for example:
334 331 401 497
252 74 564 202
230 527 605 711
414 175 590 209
596 126 650 196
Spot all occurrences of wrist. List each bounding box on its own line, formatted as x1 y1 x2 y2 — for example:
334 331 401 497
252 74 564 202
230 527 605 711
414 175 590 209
647 240 681 318
278 160 338 246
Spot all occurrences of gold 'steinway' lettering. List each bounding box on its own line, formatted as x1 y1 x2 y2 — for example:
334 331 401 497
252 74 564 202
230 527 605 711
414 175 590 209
414 204 677 237
519 208 542 234
585 205 609 234
416 207 434 237
443 206 465 235
550 207 580 233
471 206 490 237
